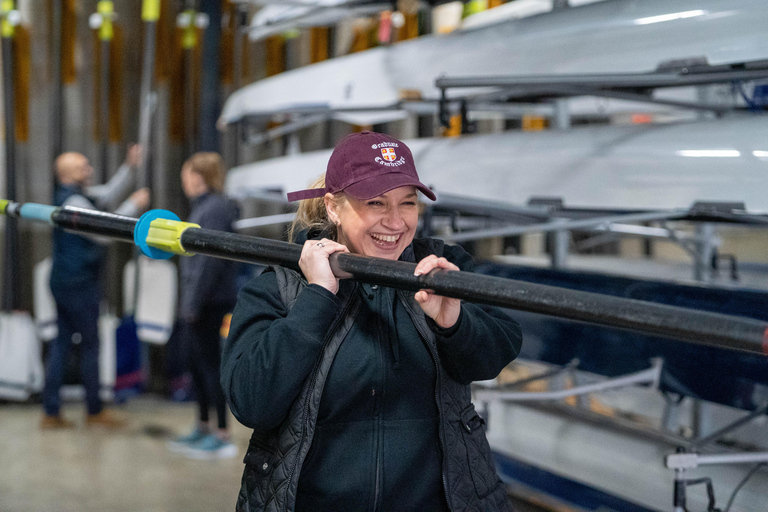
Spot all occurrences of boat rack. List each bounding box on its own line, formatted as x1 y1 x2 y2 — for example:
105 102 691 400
435 58 768 131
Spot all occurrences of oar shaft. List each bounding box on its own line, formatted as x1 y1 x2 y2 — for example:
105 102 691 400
180 227 302 271
52 207 137 241
335 252 766 354
179 226 767 356
5 201 768 356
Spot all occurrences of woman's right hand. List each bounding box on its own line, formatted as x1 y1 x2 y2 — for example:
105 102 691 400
299 238 349 294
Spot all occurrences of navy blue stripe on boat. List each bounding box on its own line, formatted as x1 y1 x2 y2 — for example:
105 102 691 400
493 450 661 512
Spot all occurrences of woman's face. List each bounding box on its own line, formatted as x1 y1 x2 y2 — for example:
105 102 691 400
181 165 205 198
326 186 419 260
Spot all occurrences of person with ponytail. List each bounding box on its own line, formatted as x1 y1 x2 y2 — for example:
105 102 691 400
222 131 522 511
169 152 240 459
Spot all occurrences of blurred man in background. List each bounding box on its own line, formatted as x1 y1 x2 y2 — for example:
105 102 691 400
42 145 149 429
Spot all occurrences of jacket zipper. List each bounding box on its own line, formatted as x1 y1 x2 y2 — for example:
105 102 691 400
373 391 382 512
372 286 386 512
400 294 453 512
284 289 357 510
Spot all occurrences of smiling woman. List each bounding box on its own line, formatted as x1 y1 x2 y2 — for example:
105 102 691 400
221 131 523 512
328 188 419 258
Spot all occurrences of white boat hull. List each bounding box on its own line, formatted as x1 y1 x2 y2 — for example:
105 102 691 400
226 116 768 212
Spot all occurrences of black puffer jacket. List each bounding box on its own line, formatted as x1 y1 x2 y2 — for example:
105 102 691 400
222 238 522 511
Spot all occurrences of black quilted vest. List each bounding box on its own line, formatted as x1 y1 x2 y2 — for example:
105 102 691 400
236 241 513 512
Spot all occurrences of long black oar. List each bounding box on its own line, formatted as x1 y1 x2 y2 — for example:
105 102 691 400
2 200 767 357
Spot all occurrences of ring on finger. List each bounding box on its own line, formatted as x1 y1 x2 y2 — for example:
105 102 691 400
316 242 324 247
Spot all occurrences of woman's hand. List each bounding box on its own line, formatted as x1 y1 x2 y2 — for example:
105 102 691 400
413 255 461 329
299 238 349 294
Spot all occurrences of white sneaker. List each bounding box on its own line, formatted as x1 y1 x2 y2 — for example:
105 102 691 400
185 434 238 460
167 427 208 453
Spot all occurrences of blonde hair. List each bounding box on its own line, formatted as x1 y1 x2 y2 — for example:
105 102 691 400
288 174 346 242
184 152 225 193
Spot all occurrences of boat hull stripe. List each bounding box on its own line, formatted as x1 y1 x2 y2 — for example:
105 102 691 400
493 450 660 512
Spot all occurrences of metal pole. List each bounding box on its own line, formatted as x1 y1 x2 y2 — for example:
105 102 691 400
138 0 160 191
3 201 768 356
668 450 768 468
553 98 571 130
1 3 18 311
694 223 715 282
550 222 569 269
433 66 768 90
449 210 689 243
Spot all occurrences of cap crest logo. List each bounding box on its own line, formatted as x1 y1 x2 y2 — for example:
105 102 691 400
381 147 397 162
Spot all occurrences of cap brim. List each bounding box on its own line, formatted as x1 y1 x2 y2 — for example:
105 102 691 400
286 187 326 202
343 172 436 201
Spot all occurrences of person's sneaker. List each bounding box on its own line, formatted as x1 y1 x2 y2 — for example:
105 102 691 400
85 409 126 429
40 414 75 430
167 427 209 453
184 434 238 460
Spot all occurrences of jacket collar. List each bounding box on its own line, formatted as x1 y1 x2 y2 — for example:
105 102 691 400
189 192 211 209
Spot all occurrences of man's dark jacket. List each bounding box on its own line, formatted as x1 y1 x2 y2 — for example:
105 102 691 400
222 237 522 512
51 184 105 290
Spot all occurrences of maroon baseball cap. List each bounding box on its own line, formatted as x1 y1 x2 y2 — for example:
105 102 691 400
287 131 436 202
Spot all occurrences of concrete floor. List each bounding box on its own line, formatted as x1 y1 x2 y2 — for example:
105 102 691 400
0 396 251 512
0 395 549 512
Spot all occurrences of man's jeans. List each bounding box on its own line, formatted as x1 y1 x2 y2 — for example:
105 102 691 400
43 284 102 416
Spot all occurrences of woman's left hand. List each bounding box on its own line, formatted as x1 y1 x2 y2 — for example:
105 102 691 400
414 255 461 329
